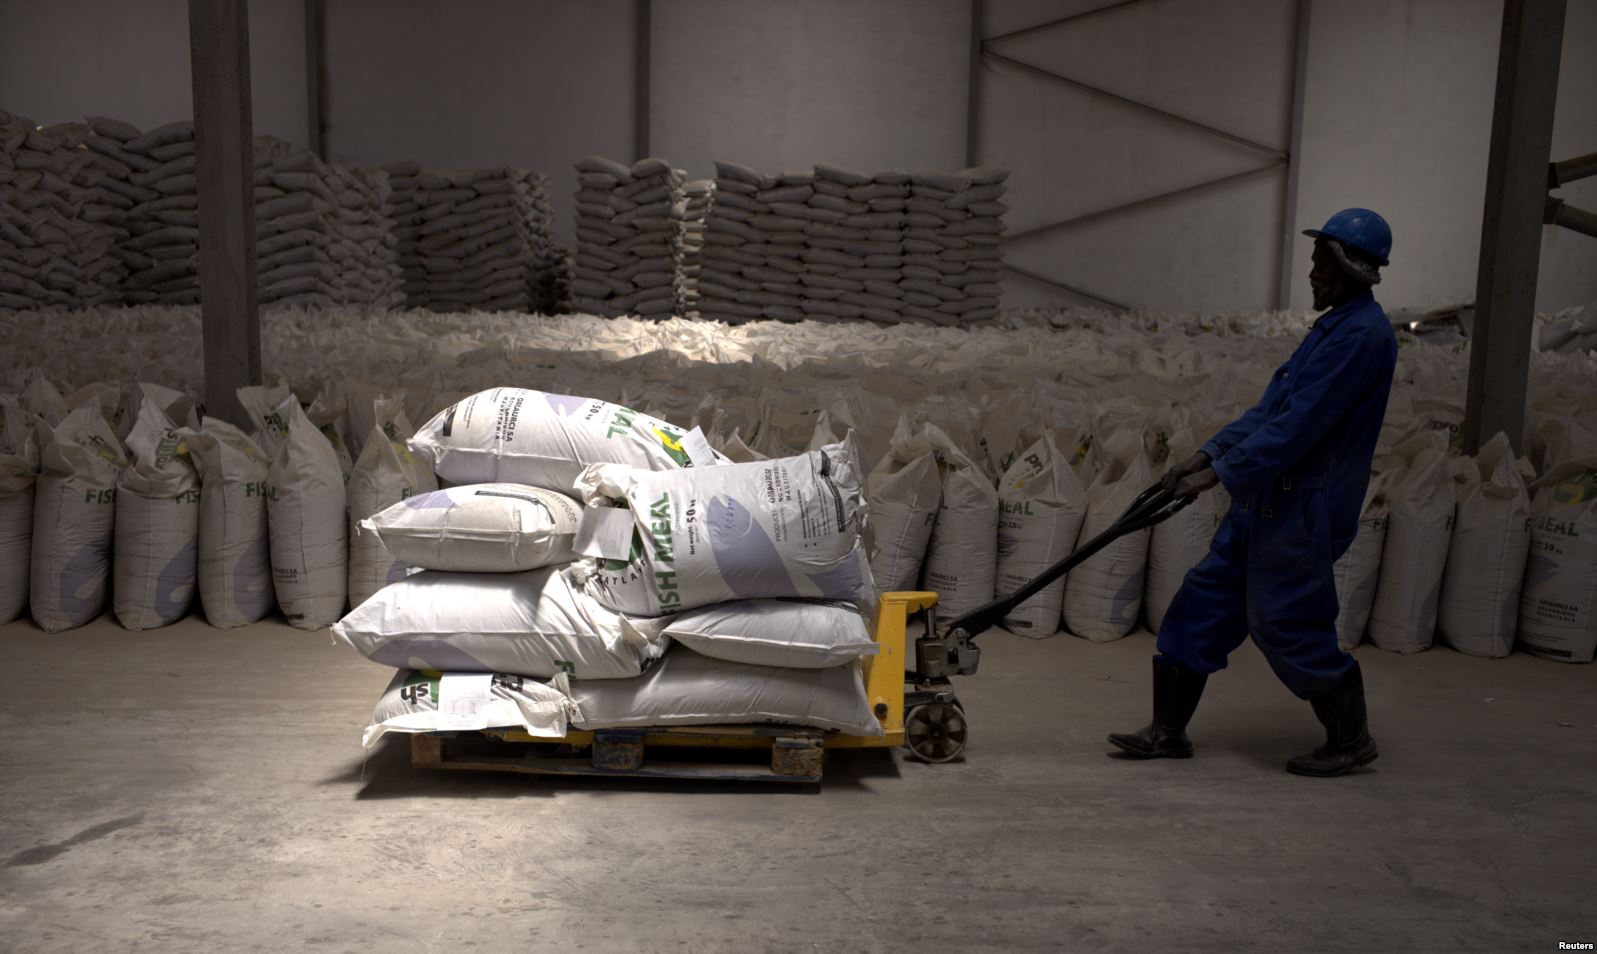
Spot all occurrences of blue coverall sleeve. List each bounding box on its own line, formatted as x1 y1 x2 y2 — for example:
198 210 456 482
1200 379 1279 462
1208 332 1378 497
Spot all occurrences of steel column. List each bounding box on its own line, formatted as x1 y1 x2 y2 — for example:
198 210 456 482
1464 0 1567 455
1277 0 1312 309
634 0 651 160
189 0 261 428
304 0 327 159
965 0 983 168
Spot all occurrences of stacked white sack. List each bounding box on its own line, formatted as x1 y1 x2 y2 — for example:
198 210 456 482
1436 433 1534 658
113 384 200 630
570 439 870 617
254 152 403 309
696 160 789 325
676 179 714 319
568 157 683 320
903 168 1006 326
0 112 127 310
806 164 906 327
1518 460 1597 663
392 165 561 313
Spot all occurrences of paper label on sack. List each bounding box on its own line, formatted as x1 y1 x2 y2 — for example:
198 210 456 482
436 673 495 730
682 427 718 469
575 505 639 562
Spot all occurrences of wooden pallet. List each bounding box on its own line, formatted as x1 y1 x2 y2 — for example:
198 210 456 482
410 725 828 783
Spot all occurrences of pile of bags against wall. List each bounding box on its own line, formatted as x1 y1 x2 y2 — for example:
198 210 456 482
384 161 564 313
693 161 1007 327
568 157 687 320
2 294 1594 663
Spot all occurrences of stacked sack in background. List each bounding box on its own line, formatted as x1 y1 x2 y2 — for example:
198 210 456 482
568 157 685 319
675 179 713 320
336 386 883 745
696 161 1006 327
384 163 564 313
0 110 127 309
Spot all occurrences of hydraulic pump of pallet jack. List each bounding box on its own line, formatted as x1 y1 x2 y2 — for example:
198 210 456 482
918 484 1192 679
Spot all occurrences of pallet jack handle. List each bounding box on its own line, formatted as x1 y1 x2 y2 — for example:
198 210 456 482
940 482 1193 641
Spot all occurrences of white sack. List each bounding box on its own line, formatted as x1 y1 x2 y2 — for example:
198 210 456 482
569 645 882 736
113 389 200 630
1145 430 1225 635
333 566 667 679
364 669 575 748
1333 479 1389 651
0 396 38 624
236 382 294 459
266 398 347 629
1063 430 1153 642
188 420 274 628
347 399 436 608
995 430 1085 637
1437 433 1533 658
570 440 869 617
920 425 999 621
865 418 940 594
649 598 877 669
410 387 710 492
1368 434 1455 654
30 407 126 632
361 483 580 573
1519 459 1597 663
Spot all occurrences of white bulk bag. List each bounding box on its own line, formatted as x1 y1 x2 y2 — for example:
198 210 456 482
1063 430 1153 642
1333 479 1390 651
1144 431 1225 635
569 645 882 736
410 387 710 492
347 399 437 608
361 483 580 573
995 430 1086 637
30 407 126 632
1368 434 1455 654
0 396 38 624
1519 459 1597 663
865 417 941 594
650 599 877 669
333 566 667 679
20 376 69 429
570 440 869 617
113 388 200 630
266 397 347 629
188 420 274 628
364 669 574 748
920 425 999 621
1437 433 1533 658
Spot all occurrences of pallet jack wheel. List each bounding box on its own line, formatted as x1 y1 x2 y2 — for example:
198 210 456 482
904 702 967 763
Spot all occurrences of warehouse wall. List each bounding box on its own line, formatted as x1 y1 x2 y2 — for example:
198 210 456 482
649 0 969 180
320 0 636 248
1290 0 1597 314
0 0 308 147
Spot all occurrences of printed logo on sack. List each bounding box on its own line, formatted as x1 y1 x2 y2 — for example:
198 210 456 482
1552 469 1597 507
648 492 681 610
654 428 692 467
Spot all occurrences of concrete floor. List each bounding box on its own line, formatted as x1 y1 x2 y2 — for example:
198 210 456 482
0 615 1592 953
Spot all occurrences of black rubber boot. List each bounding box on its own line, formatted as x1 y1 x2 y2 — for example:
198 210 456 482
1108 657 1208 759
1286 663 1379 777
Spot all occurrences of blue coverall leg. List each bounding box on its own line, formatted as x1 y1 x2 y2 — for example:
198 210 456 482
1152 288 1398 701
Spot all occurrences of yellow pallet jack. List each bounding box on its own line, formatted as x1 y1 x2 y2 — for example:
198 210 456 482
411 484 1188 781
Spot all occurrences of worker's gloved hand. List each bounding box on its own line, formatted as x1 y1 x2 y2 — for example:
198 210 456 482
1161 451 1212 492
1174 466 1221 498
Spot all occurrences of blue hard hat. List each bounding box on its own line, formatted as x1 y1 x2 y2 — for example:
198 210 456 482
1304 208 1392 266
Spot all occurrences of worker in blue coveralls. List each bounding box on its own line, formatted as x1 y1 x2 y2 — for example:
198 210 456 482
1109 208 1397 777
